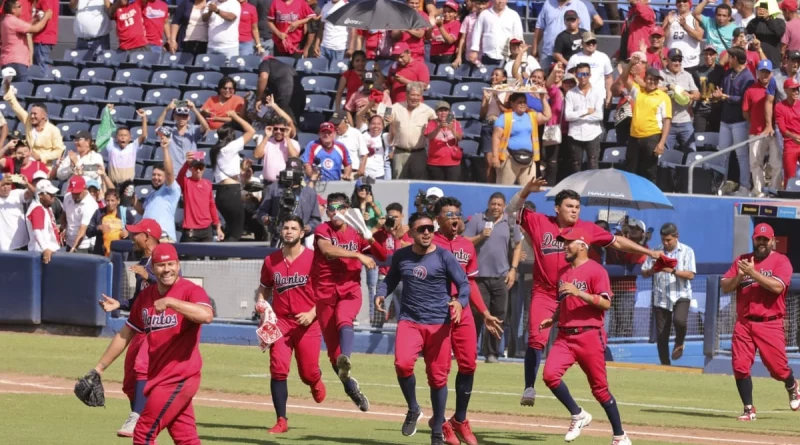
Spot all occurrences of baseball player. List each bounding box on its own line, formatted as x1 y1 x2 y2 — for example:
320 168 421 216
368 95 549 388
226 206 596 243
375 212 470 445
90 243 214 445
540 228 632 445
97 218 162 437
508 178 660 406
258 215 326 434
313 192 387 411
720 223 799 421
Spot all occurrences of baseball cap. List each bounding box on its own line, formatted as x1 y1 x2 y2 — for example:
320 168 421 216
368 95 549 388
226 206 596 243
703 44 718 53
391 42 410 56
752 222 775 239
86 179 102 190
785 78 800 90
329 113 345 125
645 67 663 79
510 38 524 44
789 50 800 60
319 122 335 133
667 48 683 59
71 130 92 141
67 176 86 193
126 218 163 239
435 101 451 110
151 243 179 264
563 73 577 82
564 9 578 19
426 186 444 198
782 0 798 11
581 31 597 43
557 227 590 243
757 59 773 72
444 0 459 10
733 27 747 38
651 27 665 37
626 218 647 232
368 89 384 102
35 179 59 195
32 170 48 182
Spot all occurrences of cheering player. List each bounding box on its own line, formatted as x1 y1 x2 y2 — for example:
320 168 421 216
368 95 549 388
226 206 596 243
540 229 631 445
259 215 326 434
376 212 470 445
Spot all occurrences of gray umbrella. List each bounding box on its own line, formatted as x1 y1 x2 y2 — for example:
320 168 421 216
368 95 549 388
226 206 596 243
324 0 432 30
545 169 674 210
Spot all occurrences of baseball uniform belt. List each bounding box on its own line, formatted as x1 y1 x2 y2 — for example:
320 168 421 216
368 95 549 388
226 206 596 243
559 326 599 335
745 315 782 322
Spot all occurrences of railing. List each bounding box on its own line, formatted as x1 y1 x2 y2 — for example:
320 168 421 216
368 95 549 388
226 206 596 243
687 134 767 195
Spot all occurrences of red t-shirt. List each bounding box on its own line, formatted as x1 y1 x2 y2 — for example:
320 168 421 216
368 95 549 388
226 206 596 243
430 19 460 57
372 228 401 276
18 0 32 21
2 157 48 183
176 164 220 229
268 0 316 55
742 82 771 135
556 259 612 328
432 231 482 318
358 29 387 59
115 2 148 50
342 70 363 103
398 11 429 59
259 247 316 317
143 0 169 46
312 222 371 292
239 1 257 42
32 0 59 45
424 120 464 166
387 58 430 103
126 278 212 394
517 208 616 297
723 251 793 319
645 47 667 70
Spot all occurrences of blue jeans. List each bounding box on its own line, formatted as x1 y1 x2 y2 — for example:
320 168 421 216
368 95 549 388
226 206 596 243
2 63 28 82
76 34 111 56
261 38 274 56
150 44 163 53
208 46 239 59
33 43 52 73
366 266 379 322
666 121 696 153
320 46 345 62
383 159 392 180
239 41 255 56
720 120 751 189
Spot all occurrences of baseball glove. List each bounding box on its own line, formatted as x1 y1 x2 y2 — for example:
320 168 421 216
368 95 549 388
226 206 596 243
74 369 105 407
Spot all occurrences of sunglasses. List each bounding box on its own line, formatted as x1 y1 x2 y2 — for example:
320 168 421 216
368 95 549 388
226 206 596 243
272 127 286 132
565 17 577 22
415 224 436 234
327 203 349 212
443 211 462 218
585 40 597 45
576 72 590 78
670 57 683 62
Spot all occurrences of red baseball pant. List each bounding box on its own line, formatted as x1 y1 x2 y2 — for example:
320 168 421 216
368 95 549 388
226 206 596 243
123 332 149 401
528 294 558 350
133 374 201 445
732 318 792 381
270 318 323 385
783 150 800 188
316 285 361 366
543 328 612 403
451 308 477 375
395 320 452 388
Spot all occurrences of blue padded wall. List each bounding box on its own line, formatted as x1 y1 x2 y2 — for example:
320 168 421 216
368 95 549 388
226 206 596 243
0 252 42 324
41 253 112 327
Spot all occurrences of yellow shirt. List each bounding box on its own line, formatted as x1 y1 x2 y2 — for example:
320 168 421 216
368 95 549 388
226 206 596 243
101 211 124 257
629 84 672 139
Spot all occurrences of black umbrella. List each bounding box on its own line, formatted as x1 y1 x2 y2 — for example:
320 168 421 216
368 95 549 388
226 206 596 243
325 0 432 30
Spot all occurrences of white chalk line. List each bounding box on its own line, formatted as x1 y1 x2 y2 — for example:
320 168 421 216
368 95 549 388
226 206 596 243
1 379 795 445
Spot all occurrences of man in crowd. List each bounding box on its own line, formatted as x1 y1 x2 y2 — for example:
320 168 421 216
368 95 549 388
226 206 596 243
177 152 223 242
32 0 59 72
302 122 352 181
552 10 588 67
718 47 755 195
267 0 316 58
390 82 436 180
391 0 428 60
663 1 703 69
0 175 30 252
453 0 488 67
532 0 591 68
735 0 756 27
138 137 180 241
386 43 430 104
746 0 785 66
61 176 99 254
694 1 736 54
1 0 53 82
645 28 668 71
776 78 800 187
743 59 781 196
143 0 169 53
106 107 148 186
0 139 48 183
71 0 112 54
3 89 65 169
204 0 241 59
257 57 306 124
108 0 149 54
313 0 348 60
26 179 61 263
690 44 725 133
469 0 524 66
155 100 211 176
564 62 605 173
661 48 700 153
257 160 322 246
566 32 613 108
606 218 649 338
783 0 800 54
250 0 272 54
333 115 369 178
254 114 300 184
371 202 410 327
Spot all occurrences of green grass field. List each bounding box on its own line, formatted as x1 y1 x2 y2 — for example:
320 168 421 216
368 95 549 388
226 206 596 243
1 332 799 444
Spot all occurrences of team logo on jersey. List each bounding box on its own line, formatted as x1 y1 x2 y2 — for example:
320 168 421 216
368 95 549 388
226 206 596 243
412 266 428 280
274 272 309 293
331 237 359 251
740 270 773 289
556 279 588 301
323 158 335 170
142 308 178 332
452 248 471 265
541 232 564 255
386 237 395 251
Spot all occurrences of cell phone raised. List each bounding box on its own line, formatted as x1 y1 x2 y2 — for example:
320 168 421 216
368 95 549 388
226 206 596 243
384 106 393 119
189 150 206 161
446 112 454 124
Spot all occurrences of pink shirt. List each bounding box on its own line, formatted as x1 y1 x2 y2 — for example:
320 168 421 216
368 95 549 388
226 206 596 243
460 12 478 55
262 137 300 182
783 17 800 53
1 15 31 67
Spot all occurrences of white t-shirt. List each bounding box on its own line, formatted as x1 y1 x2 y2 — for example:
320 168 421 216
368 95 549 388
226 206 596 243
63 193 99 250
74 0 111 39
206 0 241 50
336 126 369 170
0 189 29 251
504 55 541 83
362 131 390 179
665 15 701 68
25 201 60 253
320 0 349 51
734 11 755 28
566 50 614 97
107 139 140 171
214 136 245 182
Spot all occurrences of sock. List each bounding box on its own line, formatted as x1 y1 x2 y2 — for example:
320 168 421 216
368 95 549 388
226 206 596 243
430 386 448 435
339 326 354 358
397 375 420 412
784 371 796 390
601 397 624 436
550 382 581 415
132 380 147 414
736 377 754 406
524 347 543 389
271 379 289 420
454 373 474 422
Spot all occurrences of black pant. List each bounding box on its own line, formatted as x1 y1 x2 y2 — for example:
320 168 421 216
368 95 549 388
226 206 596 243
569 135 601 174
182 226 213 242
272 76 305 126
615 118 631 147
430 54 456 65
215 183 244 242
474 276 508 357
542 143 560 186
481 54 503 66
693 109 721 133
427 165 461 181
654 300 690 365
626 134 660 183
182 40 208 55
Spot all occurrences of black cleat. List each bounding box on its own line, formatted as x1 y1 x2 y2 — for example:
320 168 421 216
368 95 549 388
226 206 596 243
402 409 423 436
345 378 370 412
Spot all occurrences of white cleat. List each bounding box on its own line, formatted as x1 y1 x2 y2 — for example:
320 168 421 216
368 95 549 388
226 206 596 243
611 433 632 445
789 384 800 411
117 412 140 437
520 387 536 406
565 409 592 442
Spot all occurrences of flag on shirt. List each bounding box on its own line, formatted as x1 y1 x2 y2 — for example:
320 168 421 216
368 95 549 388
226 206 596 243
95 107 117 152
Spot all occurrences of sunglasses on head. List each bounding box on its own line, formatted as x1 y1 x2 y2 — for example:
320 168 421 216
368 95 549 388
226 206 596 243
576 72 590 78
415 224 436 234
327 203 348 212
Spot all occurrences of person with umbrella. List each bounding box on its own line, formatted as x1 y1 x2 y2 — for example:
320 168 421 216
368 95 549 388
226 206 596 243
391 0 429 61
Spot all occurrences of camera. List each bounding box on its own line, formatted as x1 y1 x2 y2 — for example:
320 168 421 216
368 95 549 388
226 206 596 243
385 216 396 229
269 159 305 247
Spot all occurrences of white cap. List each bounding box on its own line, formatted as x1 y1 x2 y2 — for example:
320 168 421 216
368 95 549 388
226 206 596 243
627 217 646 232
1 67 17 80
426 187 444 198
32 171 48 181
36 179 59 195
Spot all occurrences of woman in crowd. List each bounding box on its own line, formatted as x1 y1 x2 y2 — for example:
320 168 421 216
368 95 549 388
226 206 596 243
362 114 392 179
56 131 104 183
85 188 136 257
425 101 464 182
334 51 369 112
170 0 209 54
427 0 461 65
611 52 647 147
542 63 569 185
201 76 246 130
210 111 255 242
478 68 509 183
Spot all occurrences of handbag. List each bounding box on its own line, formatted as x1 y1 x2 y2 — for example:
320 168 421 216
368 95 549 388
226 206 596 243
542 97 564 146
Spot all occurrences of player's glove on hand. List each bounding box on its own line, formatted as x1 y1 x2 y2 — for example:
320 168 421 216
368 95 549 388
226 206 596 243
74 369 106 407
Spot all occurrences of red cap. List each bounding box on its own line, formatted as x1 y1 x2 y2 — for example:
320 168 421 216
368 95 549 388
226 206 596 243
510 38 523 44
319 122 335 133
391 42 410 56
785 78 800 90
781 0 797 11
67 176 86 193
557 227 590 243
151 243 178 264
126 218 163 240
444 0 459 10
752 223 775 239
651 27 665 36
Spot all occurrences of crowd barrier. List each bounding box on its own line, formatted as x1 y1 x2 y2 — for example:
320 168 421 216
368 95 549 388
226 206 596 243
0 252 42 325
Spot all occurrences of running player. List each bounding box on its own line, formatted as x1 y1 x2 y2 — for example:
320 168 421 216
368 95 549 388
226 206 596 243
507 178 660 406
540 228 632 445
376 212 470 445
259 215 326 434
720 223 799 421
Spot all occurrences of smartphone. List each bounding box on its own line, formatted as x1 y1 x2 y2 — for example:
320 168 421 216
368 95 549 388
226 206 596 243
446 112 454 124
759 2 767 8
189 150 206 161
745 34 755 44
384 106 392 119
156 126 172 139
174 100 188 108
9 174 25 184
82 164 100 173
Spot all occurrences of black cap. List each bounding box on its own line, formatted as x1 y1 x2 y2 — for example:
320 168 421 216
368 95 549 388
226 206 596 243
330 113 345 125
733 27 747 37
789 50 800 59
286 157 303 170
564 9 578 19
645 67 663 79
667 48 683 59
72 130 92 141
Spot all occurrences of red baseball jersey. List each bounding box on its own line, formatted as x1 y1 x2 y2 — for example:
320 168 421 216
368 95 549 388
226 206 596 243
518 208 615 297
260 247 316 317
556 259 612 328
143 0 169 46
723 251 793 318
312 221 371 285
433 231 478 279
115 2 148 50
126 278 212 393
268 0 316 54
373 228 401 276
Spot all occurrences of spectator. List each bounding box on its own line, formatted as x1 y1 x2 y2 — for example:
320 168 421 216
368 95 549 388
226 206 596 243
250 0 272 55
610 52 646 147
301 122 352 181
566 32 613 108
1 0 52 82
362 114 392 180
56 131 105 182
386 42 430 104
507 40 541 85
552 10 588 66
746 0 784 66
463 192 523 363
201 76 246 130
61 176 100 254
25 179 61 262
256 56 306 124
0 140 48 183
335 51 369 112
106 108 148 186
0 175 31 252
350 182 383 231
332 115 369 178
641 223 696 366
3 91 65 169
590 219 610 263
606 217 649 338
32 0 59 72
314 0 349 61
470 0 524 66
491 92 551 185
390 0 429 60
268 0 316 58
302 0 322 58
86 179 104 208
545 66 572 185
210 113 255 241
0 113 7 149
783 0 800 55
743 60 781 195
734 0 756 27
388 82 435 179
347 79 393 130
177 151 224 242
663 1 704 69
138 137 180 241
108 0 149 54
645 28 668 71
564 62 603 173
86 188 135 256
532 0 591 69
143 0 169 53
371 202 409 327
155 100 211 174
238 0 262 55
690 44 725 133
619 0 656 61
71 0 112 55
254 115 301 184
720 28 768 76
424 101 464 182
170 0 210 55
203 0 241 59
719 47 755 194
775 78 800 187
773 50 800 101
661 48 701 153
693 1 736 55
256 160 322 243
453 0 488 68
620 60 672 183
352 28 393 61
479 68 510 183
427 1 461 65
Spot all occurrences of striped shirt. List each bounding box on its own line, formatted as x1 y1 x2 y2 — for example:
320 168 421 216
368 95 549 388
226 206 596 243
642 241 696 310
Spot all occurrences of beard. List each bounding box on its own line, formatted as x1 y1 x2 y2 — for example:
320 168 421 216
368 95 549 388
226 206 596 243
565 252 576 263
282 236 301 247
754 245 770 261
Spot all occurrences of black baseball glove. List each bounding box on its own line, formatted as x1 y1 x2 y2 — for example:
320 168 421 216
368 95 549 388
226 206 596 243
74 369 105 407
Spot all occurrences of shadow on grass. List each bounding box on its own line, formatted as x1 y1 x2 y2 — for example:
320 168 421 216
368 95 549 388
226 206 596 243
475 431 548 443
639 408 731 419
197 422 274 431
294 435 408 444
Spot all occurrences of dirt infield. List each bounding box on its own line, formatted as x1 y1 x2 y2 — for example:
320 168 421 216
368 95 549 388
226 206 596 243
1 372 797 445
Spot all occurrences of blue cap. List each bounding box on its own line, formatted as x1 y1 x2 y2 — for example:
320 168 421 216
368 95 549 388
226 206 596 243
86 179 102 190
757 59 773 72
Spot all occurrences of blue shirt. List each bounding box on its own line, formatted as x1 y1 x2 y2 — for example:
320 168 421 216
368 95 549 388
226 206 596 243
142 181 181 241
536 0 592 57
494 111 534 152
168 124 206 176
721 68 755 124
301 140 351 181
527 96 544 113
377 245 470 325
700 16 736 55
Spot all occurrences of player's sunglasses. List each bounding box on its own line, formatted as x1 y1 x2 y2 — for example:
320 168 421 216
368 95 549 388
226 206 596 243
415 224 436 234
327 203 349 212
443 211 462 218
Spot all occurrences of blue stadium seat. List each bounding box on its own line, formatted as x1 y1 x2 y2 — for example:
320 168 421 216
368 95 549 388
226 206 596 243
451 101 481 120
109 68 151 86
183 89 216 106
124 52 161 69
599 146 626 168
107 86 144 105
11 82 35 98
469 64 501 82
32 66 80 84
56 49 92 67
106 105 136 124
192 54 228 71
433 64 468 81
424 99 440 110
73 67 114 86
427 80 453 99
140 165 153 179
135 184 153 199
305 94 332 112
61 104 99 122
451 82 486 100
296 132 317 151
148 70 188 88
89 50 128 68
136 145 153 162
143 88 181 106
424 62 437 74
58 121 91 139
67 85 107 104
130 125 158 143
151 145 165 161
786 178 800 192
138 106 166 125
230 72 258 91
605 128 617 143
326 58 350 75
656 149 685 192
462 119 482 140
460 140 480 157
155 52 195 70
695 132 720 150
298 112 327 133
28 102 62 118
297 58 330 75
301 76 337 93
187 71 224 90
228 55 264 72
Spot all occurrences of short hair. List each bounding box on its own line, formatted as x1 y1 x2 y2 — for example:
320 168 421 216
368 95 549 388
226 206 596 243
575 62 591 73
524 200 536 211
152 162 166 173
282 214 305 230
104 188 119 199
555 189 581 206
489 192 506 203
407 82 425 95
408 211 434 227
433 197 462 215
267 114 288 127
218 76 236 92
30 102 48 115
716 3 732 14
327 192 349 205
660 222 679 237
386 202 404 214
728 47 747 64
532 69 545 78
509 92 528 103
595 219 610 231
116 126 130 135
